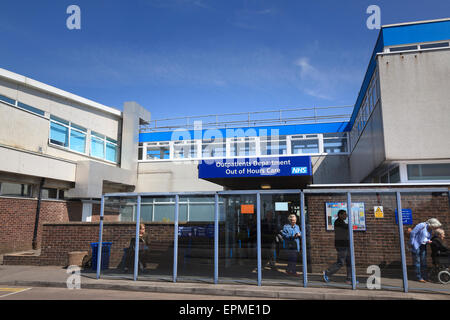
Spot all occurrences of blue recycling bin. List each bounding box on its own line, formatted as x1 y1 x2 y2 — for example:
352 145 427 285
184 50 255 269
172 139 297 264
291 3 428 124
91 242 112 270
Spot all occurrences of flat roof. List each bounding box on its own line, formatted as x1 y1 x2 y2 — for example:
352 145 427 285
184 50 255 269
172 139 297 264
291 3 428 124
0 68 122 117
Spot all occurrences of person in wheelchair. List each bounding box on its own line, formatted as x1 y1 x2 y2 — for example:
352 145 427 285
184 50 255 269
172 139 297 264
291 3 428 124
430 228 450 284
431 228 449 262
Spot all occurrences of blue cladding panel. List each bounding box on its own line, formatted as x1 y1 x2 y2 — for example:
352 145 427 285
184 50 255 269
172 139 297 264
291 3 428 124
383 20 450 46
140 122 349 142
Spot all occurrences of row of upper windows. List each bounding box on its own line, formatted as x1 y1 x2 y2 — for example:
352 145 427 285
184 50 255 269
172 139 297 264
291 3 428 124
349 68 380 152
138 133 348 161
49 115 118 163
0 92 119 163
386 41 449 53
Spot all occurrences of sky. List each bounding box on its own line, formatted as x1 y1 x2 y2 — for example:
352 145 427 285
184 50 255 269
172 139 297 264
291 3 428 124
0 0 449 120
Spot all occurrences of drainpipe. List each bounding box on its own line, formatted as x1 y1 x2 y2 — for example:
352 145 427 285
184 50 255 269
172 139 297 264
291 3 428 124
32 178 45 250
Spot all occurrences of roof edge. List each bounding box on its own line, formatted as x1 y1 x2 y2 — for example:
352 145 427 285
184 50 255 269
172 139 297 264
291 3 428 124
382 17 450 29
0 67 122 117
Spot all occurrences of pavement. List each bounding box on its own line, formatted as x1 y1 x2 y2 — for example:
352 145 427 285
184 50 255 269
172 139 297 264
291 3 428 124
0 265 449 300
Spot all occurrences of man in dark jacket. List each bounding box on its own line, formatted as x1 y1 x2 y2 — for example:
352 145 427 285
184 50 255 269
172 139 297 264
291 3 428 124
323 210 353 283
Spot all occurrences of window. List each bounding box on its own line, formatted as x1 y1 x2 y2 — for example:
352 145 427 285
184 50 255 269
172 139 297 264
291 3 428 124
41 188 65 200
388 166 400 183
0 182 32 197
146 142 170 160
229 137 256 157
420 42 449 49
202 139 226 158
17 102 45 116
389 45 418 52
0 94 16 105
407 163 450 181
291 135 319 154
90 131 118 162
173 140 197 159
50 115 87 154
260 136 287 156
323 133 348 153
50 117 69 147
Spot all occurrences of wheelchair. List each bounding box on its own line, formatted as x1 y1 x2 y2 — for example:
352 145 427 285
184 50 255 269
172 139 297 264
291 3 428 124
430 255 450 285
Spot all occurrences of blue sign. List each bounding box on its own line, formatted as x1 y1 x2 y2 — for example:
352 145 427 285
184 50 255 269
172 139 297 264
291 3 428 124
395 208 413 225
198 156 312 179
178 224 215 238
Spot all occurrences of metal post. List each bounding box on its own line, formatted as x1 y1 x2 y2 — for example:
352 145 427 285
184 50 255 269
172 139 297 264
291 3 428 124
214 193 219 284
256 192 262 286
300 192 308 287
396 191 409 293
173 195 179 283
133 195 142 281
96 195 105 280
347 192 357 289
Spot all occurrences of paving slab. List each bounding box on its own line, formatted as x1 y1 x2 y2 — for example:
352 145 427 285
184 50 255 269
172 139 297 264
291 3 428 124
0 266 448 300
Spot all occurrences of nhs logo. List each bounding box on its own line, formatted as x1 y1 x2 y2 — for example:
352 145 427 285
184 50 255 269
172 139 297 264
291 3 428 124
291 167 308 175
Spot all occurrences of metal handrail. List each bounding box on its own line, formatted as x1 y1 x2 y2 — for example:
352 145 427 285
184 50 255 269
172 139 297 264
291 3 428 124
140 105 353 133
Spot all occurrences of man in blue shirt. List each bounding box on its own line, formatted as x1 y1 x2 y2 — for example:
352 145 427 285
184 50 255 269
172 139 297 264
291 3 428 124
409 218 442 282
281 214 301 275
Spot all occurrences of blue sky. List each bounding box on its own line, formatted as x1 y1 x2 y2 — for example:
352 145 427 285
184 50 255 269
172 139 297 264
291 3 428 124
0 0 449 119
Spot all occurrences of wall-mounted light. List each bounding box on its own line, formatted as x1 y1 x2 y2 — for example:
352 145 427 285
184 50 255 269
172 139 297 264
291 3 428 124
261 184 271 189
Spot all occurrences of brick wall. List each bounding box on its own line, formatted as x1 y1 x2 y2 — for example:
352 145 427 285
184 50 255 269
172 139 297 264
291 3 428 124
0 197 82 254
4 222 176 267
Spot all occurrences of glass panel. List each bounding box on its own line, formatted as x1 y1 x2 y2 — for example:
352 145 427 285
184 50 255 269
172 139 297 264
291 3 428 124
420 42 449 49
174 143 197 159
70 129 86 153
407 163 450 181
219 194 258 285
306 193 353 289
389 45 418 52
389 167 400 183
138 196 176 281
261 193 303 286
260 137 287 156
17 102 45 116
106 142 117 162
351 192 404 292
202 141 226 158
230 141 256 157
401 192 450 295
91 136 105 159
0 182 31 197
50 122 69 147
42 188 58 199
50 115 70 125
0 94 16 105
147 146 170 160
291 139 319 154
72 123 87 132
324 137 347 153
177 195 216 282
99 196 138 280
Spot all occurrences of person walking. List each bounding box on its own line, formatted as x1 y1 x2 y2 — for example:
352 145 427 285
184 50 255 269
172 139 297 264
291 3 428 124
323 209 355 284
